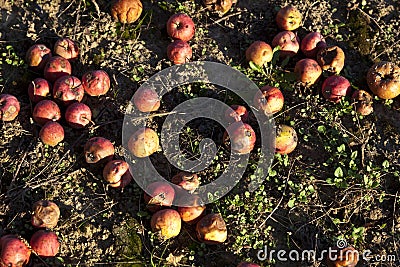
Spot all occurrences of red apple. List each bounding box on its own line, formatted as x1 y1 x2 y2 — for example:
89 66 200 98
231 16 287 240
272 31 300 58
224 122 256 154
54 37 79 60
128 127 159 157
254 85 284 115
84 137 115 164
196 213 227 244
26 44 52 71
43 56 72 83
133 87 160 112
276 5 302 31
31 200 60 229
171 172 200 193
30 230 60 257
144 181 175 212
28 78 51 103
237 263 261 267
53 75 84 106
103 160 133 188
166 13 195 42
224 105 249 123
300 32 327 58
151 209 182 240
167 40 192 64
0 234 31 267
65 102 92 129
0 94 20 122
245 41 273 67
32 100 61 125
275 125 297 154
294 58 322 86
81 70 111 96
39 121 64 147
322 75 351 103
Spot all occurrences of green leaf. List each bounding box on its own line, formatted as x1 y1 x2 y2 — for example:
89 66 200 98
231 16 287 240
287 198 296 208
317 125 326 133
249 60 262 72
334 167 344 178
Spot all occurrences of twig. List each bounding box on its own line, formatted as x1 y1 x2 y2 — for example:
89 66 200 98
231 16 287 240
90 0 101 18
207 11 242 27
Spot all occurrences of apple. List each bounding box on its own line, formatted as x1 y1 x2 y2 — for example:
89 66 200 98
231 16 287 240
300 32 327 58
317 46 345 74
65 102 92 129
171 172 200 193
31 200 60 229
81 70 111 96
294 58 322 86
167 40 192 64
224 105 249 123
32 99 61 125
196 213 227 244
224 122 256 154
128 127 159 157
53 75 84 106
275 125 297 154
144 181 175 212
322 75 351 103
26 44 52 71
84 137 115 164
0 94 20 122
39 121 64 147
366 61 400 99
276 5 302 31
166 13 195 42
151 209 181 240
253 85 284 115
133 87 160 112
103 160 133 188
54 37 79 60
245 41 273 67
204 0 233 14
111 0 143 24
351 90 373 116
30 230 60 257
177 194 205 224
272 31 300 58
28 78 51 103
0 235 31 267
44 56 72 83
326 246 359 267
237 263 261 267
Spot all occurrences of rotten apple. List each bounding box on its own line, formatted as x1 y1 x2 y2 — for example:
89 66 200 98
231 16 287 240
275 124 297 155
32 100 61 126
81 70 111 96
43 56 72 83
54 37 79 60
245 41 273 67
171 172 200 193
237 263 260 267
272 31 300 58
177 194 205 224
300 32 327 58
322 75 351 103
30 230 60 257
65 102 92 129
103 159 133 188
144 181 175 212
0 94 20 122
317 46 345 74
294 58 322 86
28 78 51 103
53 75 84 106
351 90 373 116
0 234 31 267
224 122 256 154
133 87 160 112
224 105 249 123
253 85 284 115
111 0 143 24
128 127 159 157
204 0 233 14
326 246 359 267
276 5 302 31
166 13 195 42
39 121 64 147
196 213 227 244
26 44 52 71
167 40 192 64
84 137 115 164
31 200 60 229
366 61 400 99
151 209 181 240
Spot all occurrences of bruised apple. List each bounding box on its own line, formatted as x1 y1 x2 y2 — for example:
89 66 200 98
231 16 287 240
254 85 284 115
39 121 64 147
54 38 79 60
276 5 302 31
30 230 60 257
32 100 61 126
81 70 111 96
166 13 195 42
300 32 326 58
144 181 175 212
224 122 256 154
28 78 51 103
26 44 52 71
196 213 227 244
171 172 200 193
224 105 249 123
65 102 92 129
111 0 143 24
351 90 373 116
326 246 359 267
177 194 205 224
366 61 400 99
322 75 351 103
84 137 115 164
133 87 160 112
53 75 84 106
272 31 300 58
317 46 345 74
294 58 322 86
31 200 60 229
151 209 181 240
237 263 261 267
0 94 20 122
0 234 31 267
128 127 159 157
245 41 273 67
44 56 72 83
103 160 133 188
275 125 297 154
167 40 192 64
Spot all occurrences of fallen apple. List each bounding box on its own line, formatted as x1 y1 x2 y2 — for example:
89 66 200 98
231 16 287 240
224 105 249 123
294 58 322 86
322 75 351 103
245 41 273 67
300 32 327 58
26 44 52 71
171 172 200 193
0 234 31 267
133 87 160 112
53 75 84 106
65 102 92 129
84 137 115 164
111 0 143 24
275 124 297 154
54 37 79 60
196 213 227 244
204 0 233 14
326 246 359 267
32 100 61 126
276 5 302 31
167 40 192 64
31 200 60 229
30 230 60 257
151 209 181 240
0 94 20 122
272 31 300 58
81 70 111 96
39 121 64 147
224 122 256 154
351 90 373 116
43 56 72 83
144 181 175 212
166 13 195 42
366 61 400 99
128 127 159 157
253 85 284 115
103 160 133 189
28 78 51 103
316 46 345 74
237 262 261 267
177 194 205 224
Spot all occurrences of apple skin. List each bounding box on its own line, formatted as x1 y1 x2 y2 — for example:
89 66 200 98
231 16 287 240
237 263 261 267
0 94 20 122
166 13 195 42
32 99 61 126
276 5 302 31
294 58 322 86
133 87 160 112
300 32 327 58
103 160 133 188
54 37 79 60
224 105 249 123
144 181 175 212
322 75 352 103
224 122 256 154
151 209 182 240
44 56 72 83
272 31 300 58
28 78 52 103
26 44 52 71
196 213 227 244
254 85 284 115
81 70 111 96
245 41 273 67
167 40 192 64
65 102 92 129
39 121 65 147
128 127 159 157
53 75 85 106
351 90 373 116
30 230 60 257
84 137 115 164
275 125 297 155
31 200 60 229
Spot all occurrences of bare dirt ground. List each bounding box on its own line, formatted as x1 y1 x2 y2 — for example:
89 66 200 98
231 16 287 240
0 0 399 266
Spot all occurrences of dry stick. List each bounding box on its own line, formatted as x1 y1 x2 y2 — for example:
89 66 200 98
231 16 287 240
207 11 242 27
90 0 101 17
393 191 399 261
57 0 76 18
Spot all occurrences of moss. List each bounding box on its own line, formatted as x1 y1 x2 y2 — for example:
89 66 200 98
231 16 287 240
347 10 373 56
